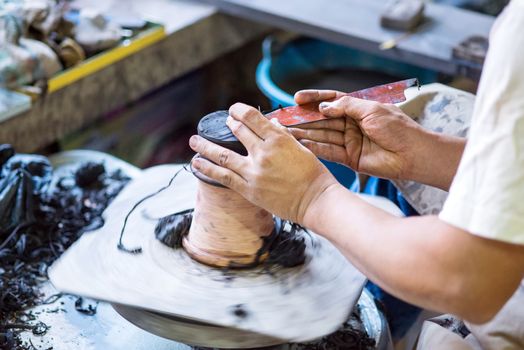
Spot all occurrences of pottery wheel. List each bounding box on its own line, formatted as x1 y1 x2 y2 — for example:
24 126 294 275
49 165 392 347
112 304 284 348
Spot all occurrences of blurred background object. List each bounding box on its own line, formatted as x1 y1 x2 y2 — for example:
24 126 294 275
434 0 509 15
380 0 425 31
0 88 31 121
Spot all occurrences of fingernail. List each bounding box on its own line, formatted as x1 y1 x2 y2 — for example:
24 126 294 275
192 158 201 169
226 116 233 124
319 102 331 110
189 135 198 148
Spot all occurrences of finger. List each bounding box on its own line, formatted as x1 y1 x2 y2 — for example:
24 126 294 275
226 116 260 153
289 128 345 146
294 90 346 105
269 117 288 132
293 118 345 131
192 157 247 192
299 140 348 164
319 96 378 121
229 103 276 140
189 135 246 174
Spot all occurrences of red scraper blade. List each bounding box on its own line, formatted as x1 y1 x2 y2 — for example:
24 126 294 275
265 78 419 127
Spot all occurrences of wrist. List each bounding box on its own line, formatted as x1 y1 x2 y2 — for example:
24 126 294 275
407 129 466 191
403 127 437 182
301 176 344 232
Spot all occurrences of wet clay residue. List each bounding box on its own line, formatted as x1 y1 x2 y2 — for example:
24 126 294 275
299 306 376 350
231 304 249 319
74 297 98 316
0 144 130 350
154 209 193 249
154 211 307 269
259 222 307 268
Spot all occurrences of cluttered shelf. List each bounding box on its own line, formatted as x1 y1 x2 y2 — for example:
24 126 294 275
0 0 268 153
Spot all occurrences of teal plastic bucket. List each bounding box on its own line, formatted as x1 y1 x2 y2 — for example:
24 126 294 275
256 36 438 108
256 36 438 187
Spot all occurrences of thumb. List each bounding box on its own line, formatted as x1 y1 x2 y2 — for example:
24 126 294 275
319 96 376 122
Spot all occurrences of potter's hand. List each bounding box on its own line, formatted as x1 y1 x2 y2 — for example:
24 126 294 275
291 90 429 181
189 103 337 224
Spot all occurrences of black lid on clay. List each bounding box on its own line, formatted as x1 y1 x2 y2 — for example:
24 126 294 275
197 111 247 156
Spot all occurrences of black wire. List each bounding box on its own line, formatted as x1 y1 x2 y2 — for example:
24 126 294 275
0 224 25 251
117 165 190 254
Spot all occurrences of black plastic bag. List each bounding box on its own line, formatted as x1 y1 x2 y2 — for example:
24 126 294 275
0 145 52 237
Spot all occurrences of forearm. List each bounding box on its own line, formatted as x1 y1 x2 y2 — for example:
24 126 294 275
306 187 460 315
408 130 466 191
303 184 524 323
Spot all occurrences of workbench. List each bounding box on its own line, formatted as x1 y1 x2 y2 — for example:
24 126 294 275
0 0 268 153
195 0 494 78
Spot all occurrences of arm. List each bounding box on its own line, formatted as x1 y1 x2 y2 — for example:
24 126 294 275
189 103 524 324
408 130 465 191
305 184 524 324
291 91 466 191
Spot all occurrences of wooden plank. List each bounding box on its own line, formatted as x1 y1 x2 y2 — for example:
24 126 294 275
47 25 167 93
194 0 494 76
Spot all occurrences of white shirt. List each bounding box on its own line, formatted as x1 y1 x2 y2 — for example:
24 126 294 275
439 0 524 245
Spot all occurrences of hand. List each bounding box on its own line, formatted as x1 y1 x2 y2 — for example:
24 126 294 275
291 90 429 181
189 103 338 225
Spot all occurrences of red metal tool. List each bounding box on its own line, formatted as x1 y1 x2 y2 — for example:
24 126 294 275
265 78 418 127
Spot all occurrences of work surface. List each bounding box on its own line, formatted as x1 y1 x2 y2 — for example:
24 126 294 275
22 150 399 349
195 0 494 77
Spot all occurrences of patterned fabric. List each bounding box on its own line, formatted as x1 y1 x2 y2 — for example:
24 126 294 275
392 84 476 215
417 284 524 349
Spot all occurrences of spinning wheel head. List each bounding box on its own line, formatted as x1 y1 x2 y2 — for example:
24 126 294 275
48 165 369 344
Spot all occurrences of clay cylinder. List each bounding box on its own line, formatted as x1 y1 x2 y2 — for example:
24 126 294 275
183 180 274 267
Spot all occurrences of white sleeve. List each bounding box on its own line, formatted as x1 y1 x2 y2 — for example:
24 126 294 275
439 0 524 245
